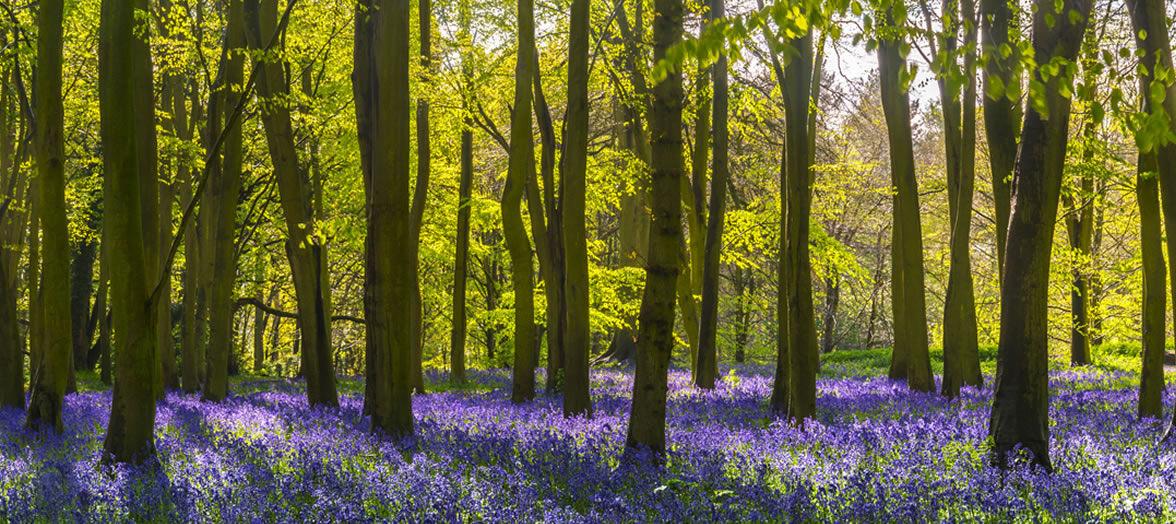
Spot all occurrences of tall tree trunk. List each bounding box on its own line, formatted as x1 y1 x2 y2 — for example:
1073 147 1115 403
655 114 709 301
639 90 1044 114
682 1 710 379
504 0 536 403
733 267 749 363
26 0 72 432
821 277 839 353
1137 148 1164 419
408 0 431 395
694 0 728 390
0 67 21 408
940 0 982 397
1126 0 1176 443
877 11 933 393
531 52 567 395
204 0 246 403
357 0 414 437
97 255 111 386
624 0 681 457
1064 34 1098 367
245 0 338 407
70 238 97 372
980 0 1019 287
450 1 473 384
562 0 592 415
100 0 158 462
989 0 1091 471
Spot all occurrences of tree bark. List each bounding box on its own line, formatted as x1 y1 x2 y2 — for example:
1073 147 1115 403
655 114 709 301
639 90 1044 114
245 0 338 407
27 0 72 432
694 0 728 390
100 0 158 462
980 0 1019 287
450 0 473 384
989 0 1091 471
562 0 592 414
408 0 431 395
624 0 681 457
877 10 933 392
1137 148 1164 419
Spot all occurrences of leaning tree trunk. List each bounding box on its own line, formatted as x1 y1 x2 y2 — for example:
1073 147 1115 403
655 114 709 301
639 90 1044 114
989 0 1091 472
562 0 592 416
1126 0 1176 443
100 0 158 462
694 0 728 390
877 11 933 393
245 0 338 408
26 0 72 432
504 0 536 404
1136 147 1165 419
624 0 682 458
408 0 431 395
357 0 414 437
204 0 246 403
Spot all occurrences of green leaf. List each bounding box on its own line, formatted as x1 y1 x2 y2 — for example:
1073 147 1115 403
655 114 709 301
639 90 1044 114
986 75 1006 100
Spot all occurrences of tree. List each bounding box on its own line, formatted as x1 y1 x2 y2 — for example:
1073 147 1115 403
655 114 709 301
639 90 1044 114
26 0 72 432
876 4 933 392
356 0 414 437
100 0 158 462
0 43 25 410
694 0 728 390
929 0 982 396
204 0 246 403
244 0 338 408
988 0 1092 471
624 0 682 457
504 0 536 404
1136 148 1164 419
562 0 593 416
979 0 1018 285
409 0 432 395
1125 0 1176 442
450 0 473 384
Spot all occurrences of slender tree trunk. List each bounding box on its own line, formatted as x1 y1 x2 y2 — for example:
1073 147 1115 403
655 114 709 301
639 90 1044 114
450 2 473 384
245 0 338 407
1137 148 1164 419
989 0 1091 471
733 267 749 363
204 1 246 403
70 239 97 372
940 0 982 397
0 67 25 408
694 0 727 390
821 277 839 353
1126 0 1176 443
357 0 414 437
530 52 567 395
408 0 431 395
562 0 592 415
1064 35 1098 368
682 2 710 379
877 11 933 393
27 182 40 393
100 0 158 462
27 0 72 432
624 0 682 457
97 256 111 386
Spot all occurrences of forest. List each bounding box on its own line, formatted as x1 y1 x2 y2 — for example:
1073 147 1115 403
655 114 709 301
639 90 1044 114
1 0 1176 519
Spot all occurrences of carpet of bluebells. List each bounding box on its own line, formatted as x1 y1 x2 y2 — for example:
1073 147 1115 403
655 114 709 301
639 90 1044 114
2 362 1176 522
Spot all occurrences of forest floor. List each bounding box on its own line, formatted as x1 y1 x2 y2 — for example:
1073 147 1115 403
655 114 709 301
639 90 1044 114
2 348 1175 522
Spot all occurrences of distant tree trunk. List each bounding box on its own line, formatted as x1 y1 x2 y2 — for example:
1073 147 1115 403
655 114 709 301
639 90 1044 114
245 0 338 408
408 0 431 395
28 184 40 392
181 80 205 394
97 257 111 386
1063 34 1098 368
877 10 933 393
989 0 1091 471
940 0 982 397
821 277 839 354
504 0 536 404
624 0 682 457
562 0 592 413
1137 148 1164 419
70 238 97 372
683 0 710 380
450 1 473 384
981 0 1019 286
204 0 246 403
1126 0 1176 443
0 65 25 408
732 267 750 363
26 0 72 432
694 0 728 390
532 52 568 397
100 0 158 462
357 0 414 437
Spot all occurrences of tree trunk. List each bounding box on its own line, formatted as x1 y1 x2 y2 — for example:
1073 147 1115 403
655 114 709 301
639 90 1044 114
245 0 338 407
100 0 158 462
1137 148 1164 419
504 0 536 404
204 0 246 403
694 0 728 390
821 277 839 354
27 0 72 432
408 0 431 395
97 256 111 386
940 0 982 397
70 238 97 372
980 0 1019 287
877 11 933 393
1125 0 1176 443
357 0 414 437
624 0 681 458
450 1 473 384
0 65 25 408
989 0 1091 471
532 51 568 397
